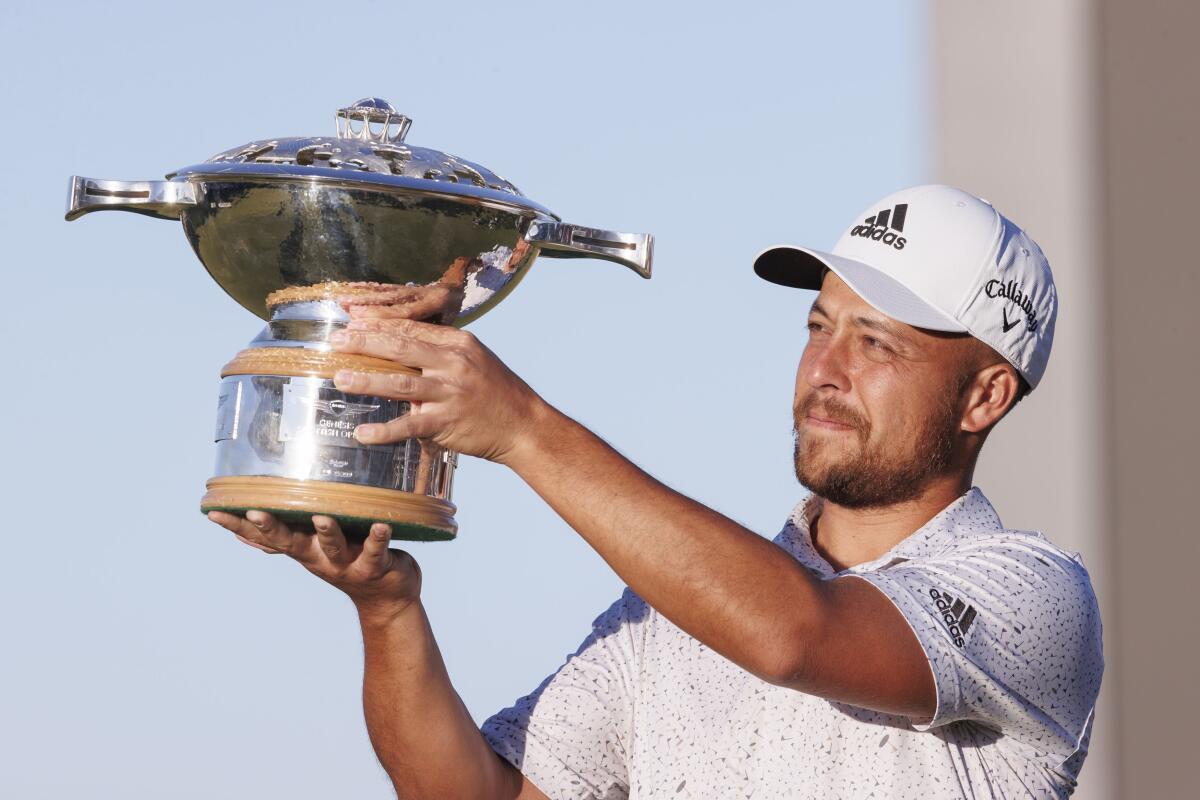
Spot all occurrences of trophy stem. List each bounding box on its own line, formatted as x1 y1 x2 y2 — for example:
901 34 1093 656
202 299 459 542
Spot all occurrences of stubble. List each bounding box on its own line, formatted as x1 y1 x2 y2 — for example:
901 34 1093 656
792 390 959 509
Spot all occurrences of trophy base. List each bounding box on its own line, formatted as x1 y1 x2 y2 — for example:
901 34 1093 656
201 475 458 542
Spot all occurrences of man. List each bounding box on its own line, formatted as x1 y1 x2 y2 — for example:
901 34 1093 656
209 185 1103 798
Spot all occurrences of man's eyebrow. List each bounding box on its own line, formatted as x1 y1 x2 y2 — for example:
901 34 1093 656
853 314 913 343
809 299 915 344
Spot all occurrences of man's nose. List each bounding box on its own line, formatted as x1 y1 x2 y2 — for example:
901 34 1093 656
798 338 851 393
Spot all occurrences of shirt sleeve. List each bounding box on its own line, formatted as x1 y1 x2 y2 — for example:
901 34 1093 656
481 588 649 800
849 533 1104 761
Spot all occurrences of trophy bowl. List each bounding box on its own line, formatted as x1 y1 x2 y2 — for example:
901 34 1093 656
66 98 653 541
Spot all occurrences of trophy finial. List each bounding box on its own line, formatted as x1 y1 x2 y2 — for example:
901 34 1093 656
336 98 411 143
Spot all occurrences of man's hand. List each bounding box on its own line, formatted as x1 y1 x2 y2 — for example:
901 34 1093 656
210 509 541 798
328 317 550 466
207 511 421 622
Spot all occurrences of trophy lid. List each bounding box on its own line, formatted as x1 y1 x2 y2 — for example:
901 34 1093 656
167 98 547 214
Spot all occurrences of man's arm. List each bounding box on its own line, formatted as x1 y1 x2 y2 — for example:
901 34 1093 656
207 512 548 800
505 407 935 717
330 320 936 719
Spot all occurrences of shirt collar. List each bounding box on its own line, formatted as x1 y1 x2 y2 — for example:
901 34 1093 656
773 487 1003 578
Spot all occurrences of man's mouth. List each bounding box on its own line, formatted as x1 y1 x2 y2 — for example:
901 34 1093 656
802 413 857 431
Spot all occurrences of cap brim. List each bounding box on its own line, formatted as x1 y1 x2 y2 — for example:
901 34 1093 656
753 245 967 333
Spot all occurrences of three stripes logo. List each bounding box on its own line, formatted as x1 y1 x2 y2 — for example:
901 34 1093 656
850 203 908 250
928 588 977 648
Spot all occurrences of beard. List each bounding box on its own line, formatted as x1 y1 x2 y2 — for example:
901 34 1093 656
792 390 960 509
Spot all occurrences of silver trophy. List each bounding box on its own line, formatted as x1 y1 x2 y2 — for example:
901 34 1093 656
66 98 653 540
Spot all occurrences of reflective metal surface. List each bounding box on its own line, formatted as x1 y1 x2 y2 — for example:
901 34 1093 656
181 179 544 322
183 96 524 201
334 97 412 144
213 374 456 499
250 300 349 349
65 177 197 221
65 97 654 322
527 221 654 280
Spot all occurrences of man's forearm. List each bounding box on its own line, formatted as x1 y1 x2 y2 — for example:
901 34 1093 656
359 603 520 798
324 312 938 718
506 405 829 683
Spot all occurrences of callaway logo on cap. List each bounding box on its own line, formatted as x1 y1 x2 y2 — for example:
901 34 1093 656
753 184 1058 389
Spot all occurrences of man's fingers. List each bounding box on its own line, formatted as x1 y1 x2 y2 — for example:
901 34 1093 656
329 328 444 369
244 509 293 545
209 510 272 542
208 510 246 533
210 511 303 556
235 534 282 554
343 315 466 346
344 304 412 319
353 411 442 445
333 370 447 402
313 515 352 567
360 522 394 568
341 290 456 323
220 509 315 564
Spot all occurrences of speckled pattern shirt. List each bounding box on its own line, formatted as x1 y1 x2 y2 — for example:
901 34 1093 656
482 488 1103 799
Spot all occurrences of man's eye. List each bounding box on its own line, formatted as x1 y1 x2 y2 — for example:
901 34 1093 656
865 336 891 352
806 321 824 333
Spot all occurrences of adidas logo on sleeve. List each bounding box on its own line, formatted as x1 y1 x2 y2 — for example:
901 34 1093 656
928 587 977 648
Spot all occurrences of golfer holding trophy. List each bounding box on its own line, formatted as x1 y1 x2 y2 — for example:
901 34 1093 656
69 99 1101 798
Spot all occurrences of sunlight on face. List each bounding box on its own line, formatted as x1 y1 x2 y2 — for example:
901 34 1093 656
792 273 970 508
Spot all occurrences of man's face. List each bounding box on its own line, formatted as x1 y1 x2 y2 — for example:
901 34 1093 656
793 272 974 508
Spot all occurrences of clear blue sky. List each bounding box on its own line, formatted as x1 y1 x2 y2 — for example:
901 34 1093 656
0 2 928 796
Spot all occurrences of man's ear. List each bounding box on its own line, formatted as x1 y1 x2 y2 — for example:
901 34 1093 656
960 363 1021 434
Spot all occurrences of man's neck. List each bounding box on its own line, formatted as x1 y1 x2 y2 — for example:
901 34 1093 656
809 475 972 571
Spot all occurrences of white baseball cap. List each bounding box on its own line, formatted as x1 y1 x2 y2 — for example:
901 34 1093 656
753 184 1058 389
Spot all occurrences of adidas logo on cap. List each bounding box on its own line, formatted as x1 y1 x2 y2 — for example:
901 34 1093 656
752 184 1059 390
849 203 908 250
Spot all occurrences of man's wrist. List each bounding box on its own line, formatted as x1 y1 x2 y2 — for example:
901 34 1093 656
355 596 424 630
499 397 573 474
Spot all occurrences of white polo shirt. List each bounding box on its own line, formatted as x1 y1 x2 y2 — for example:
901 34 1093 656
482 488 1103 799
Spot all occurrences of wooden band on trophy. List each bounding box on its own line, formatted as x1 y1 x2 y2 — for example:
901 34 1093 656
201 476 458 542
221 348 419 380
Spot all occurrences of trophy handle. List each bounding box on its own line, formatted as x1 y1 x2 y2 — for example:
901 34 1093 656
525 221 653 279
65 176 199 222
